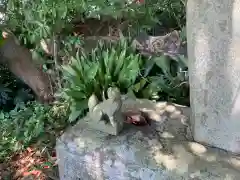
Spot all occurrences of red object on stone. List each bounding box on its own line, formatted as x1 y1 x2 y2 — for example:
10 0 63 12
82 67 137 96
124 110 150 126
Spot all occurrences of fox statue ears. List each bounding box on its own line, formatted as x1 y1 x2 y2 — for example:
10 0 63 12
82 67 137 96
88 94 99 112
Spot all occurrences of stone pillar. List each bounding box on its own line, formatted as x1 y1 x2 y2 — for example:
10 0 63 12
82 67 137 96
187 0 240 154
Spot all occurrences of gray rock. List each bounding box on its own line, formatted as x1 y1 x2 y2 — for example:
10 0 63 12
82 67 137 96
56 97 240 180
187 0 240 153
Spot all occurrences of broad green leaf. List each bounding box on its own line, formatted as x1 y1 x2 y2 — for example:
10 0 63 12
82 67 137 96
65 89 86 100
133 78 147 92
62 64 77 76
143 58 155 77
68 100 88 122
178 55 188 68
68 110 82 123
114 48 125 77
153 55 171 75
85 62 99 81
106 49 116 75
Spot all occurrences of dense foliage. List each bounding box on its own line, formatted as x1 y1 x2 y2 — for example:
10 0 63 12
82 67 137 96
5 0 186 44
0 101 69 162
0 0 187 177
62 37 188 122
62 38 144 122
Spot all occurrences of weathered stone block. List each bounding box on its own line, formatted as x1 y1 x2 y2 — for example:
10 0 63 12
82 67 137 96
56 98 240 180
187 0 240 154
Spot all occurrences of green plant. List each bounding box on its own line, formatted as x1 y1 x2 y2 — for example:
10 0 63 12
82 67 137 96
156 0 186 28
62 38 143 122
6 0 154 42
62 35 190 123
134 54 189 105
0 101 69 162
7 0 72 43
5 0 186 44
4 0 187 93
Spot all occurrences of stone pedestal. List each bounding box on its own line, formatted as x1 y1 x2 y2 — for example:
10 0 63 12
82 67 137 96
187 1 240 154
56 98 240 180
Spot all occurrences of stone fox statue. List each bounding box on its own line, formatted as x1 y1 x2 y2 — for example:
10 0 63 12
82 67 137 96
88 87 123 127
0 31 54 103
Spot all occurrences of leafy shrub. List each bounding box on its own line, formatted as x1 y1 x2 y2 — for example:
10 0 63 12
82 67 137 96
6 0 186 45
62 37 189 123
62 38 143 122
0 101 69 162
139 54 189 105
155 0 186 28
4 0 187 96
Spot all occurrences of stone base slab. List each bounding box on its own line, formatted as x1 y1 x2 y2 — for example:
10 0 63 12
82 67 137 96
56 97 240 180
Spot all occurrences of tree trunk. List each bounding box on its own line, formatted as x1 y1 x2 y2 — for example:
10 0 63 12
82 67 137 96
0 32 54 103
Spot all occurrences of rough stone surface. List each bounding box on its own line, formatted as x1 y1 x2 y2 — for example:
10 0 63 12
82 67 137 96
56 96 240 180
187 0 240 154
